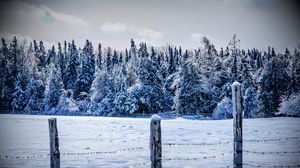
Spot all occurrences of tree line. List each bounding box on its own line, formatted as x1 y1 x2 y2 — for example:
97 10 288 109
0 35 299 118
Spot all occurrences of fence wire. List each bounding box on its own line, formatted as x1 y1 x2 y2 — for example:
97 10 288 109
162 136 299 147
243 162 300 167
0 146 147 160
163 151 234 161
1 136 299 168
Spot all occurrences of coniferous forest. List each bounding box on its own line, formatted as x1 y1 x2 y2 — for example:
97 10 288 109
0 35 299 118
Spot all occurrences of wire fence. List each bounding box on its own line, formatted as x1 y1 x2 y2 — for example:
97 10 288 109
1 114 300 167
1 135 300 168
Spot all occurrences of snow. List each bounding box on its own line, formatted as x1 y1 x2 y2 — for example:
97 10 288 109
151 114 161 121
231 81 242 87
0 114 300 167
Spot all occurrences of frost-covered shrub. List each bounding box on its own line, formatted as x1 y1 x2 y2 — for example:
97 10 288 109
52 90 79 115
278 94 300 117
212 97 233 120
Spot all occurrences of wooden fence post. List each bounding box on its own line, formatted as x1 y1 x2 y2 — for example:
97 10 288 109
150 114 162 168
48 118 60 168
231 82 243 168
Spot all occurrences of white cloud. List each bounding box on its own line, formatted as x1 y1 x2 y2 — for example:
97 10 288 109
101 22 164 45
190 33 206 42
101 22 127 33
39 5 88 27
6 1 89 27
136 28 163 43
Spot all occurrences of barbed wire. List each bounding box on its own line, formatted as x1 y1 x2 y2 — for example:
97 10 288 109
128 162 148 167
243 162 300 167
244 137 299 143
0 117 48 121
0 154 49 160
162 136 299 147
162 141 232 146
163 151 234 161
243 150 300 155
0 146 147 160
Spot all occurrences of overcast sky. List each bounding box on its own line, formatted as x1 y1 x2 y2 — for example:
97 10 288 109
0 0 299 52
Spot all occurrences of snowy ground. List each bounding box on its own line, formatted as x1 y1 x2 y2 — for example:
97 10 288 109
0 114 300 168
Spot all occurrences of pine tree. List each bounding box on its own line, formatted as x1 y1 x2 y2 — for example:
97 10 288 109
44 64 63 111
97 43 102 70
227 34 241 82
11 74 27 112
244 86 258 118
125 48 130 62
113 65 128 116
168 46 176 74
64 40 79 90
25 76 45 113
34 40 46 72
257 56 290 117
1 37 20 109
0 38 9 109
75 40 95 99
112 49 118 66
129 58 165 114
106 47 113 73
173 61 209 115
90 71 114 115
46 45 56 65
57 43 65 83
138 43 148 58
240 57 253 93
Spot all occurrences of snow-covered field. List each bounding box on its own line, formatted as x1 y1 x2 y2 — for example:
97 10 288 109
0 114 300 168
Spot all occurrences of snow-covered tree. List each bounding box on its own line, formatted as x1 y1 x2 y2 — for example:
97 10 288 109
44 64 63 111
106 47 113 73
74 40 95 99
46 45 56 65
129 58 165 114
53 90 79 115
227 34 241 82
57 42 65 83
243 86 258 118
257 56 290 117
11 74 27 112
96 43 103 70
113 65 128 116
90 70 114 115
24 76 45 113
64 40 79 90
173 61 210 115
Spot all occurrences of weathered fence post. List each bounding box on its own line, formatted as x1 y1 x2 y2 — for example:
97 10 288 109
150 114 162 168
231 82 243 168
48 118 60 168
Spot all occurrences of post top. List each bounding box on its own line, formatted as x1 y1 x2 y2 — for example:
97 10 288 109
151 114 161 121
48 118 57 121
231 81 242 87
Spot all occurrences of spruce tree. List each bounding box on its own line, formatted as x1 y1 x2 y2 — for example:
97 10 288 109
75 40 95 99
173 61 209 115
257 56 290 117
244 86 258 118
64 40 79 90
44 64 63 111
